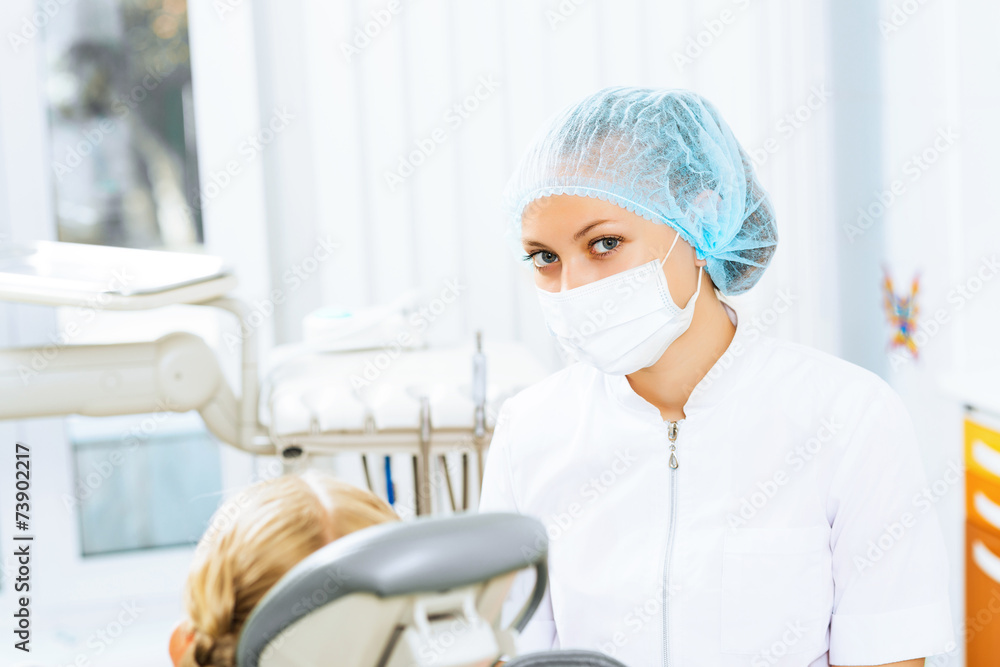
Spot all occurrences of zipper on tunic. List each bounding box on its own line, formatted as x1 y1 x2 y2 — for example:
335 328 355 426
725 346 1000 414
662 419 681 667
666 420 679 469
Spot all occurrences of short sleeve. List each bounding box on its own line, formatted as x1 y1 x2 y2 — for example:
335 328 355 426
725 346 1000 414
826 382 956 665
478 398 559 656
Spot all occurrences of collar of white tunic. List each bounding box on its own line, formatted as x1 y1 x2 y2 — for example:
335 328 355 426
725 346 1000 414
603 300 762 420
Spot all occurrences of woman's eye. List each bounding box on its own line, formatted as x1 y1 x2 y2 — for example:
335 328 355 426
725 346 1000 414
593 237 619 254
532 251 558 268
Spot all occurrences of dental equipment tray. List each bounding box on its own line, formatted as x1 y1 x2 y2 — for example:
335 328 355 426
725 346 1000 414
261 340 548 451
0 240 236 309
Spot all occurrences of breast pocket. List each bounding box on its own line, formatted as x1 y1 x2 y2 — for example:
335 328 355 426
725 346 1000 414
720 526 832 656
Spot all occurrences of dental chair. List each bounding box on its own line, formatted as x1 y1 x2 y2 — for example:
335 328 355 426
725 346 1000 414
235 512 627 667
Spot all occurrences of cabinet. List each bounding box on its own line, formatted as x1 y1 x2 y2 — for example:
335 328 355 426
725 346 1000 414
964 412 1000 665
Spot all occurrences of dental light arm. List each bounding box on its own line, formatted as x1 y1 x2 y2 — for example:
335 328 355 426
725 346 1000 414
0 240 274 455
0 331 242 448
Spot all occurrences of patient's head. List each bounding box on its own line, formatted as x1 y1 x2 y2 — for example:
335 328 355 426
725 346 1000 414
170 469 399 667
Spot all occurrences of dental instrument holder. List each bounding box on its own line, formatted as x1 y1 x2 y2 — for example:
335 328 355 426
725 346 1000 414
417 395 431 515
269 328 498 516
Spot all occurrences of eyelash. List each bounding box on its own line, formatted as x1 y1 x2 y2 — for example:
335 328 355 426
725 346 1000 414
521 235 625 266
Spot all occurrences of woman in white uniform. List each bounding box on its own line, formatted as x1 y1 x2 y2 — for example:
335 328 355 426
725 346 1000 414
479 88 954 667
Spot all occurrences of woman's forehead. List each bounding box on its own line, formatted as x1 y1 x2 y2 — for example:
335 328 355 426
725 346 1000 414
521 195 655 236
524 195 632 225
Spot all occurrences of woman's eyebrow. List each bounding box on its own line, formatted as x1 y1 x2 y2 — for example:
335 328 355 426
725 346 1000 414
572 219 615 241
522 219 617 250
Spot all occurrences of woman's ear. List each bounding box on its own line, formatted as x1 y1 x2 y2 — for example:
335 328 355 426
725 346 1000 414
169 620 195 666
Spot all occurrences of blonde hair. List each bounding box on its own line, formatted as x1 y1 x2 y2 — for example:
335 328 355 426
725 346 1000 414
177 469 399 667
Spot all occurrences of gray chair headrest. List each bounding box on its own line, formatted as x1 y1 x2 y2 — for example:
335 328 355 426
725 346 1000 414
505 650 629 667
236 511 548 667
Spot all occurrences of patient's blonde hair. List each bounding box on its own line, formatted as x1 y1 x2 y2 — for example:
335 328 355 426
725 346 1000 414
177 469 399 667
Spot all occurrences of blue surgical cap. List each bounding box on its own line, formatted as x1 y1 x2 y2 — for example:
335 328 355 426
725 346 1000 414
502 86 777 295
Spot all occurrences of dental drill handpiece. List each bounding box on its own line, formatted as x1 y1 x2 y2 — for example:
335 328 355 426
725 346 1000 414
467 330 487 506
473 330 486 438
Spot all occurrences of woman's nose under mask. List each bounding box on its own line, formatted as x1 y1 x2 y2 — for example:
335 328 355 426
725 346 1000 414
535 230 703 375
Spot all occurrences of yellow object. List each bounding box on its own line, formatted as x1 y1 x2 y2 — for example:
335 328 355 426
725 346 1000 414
965 417 1000 485
964 414 1000 667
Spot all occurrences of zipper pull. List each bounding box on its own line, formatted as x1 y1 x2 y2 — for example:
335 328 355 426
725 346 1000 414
667 420 679 469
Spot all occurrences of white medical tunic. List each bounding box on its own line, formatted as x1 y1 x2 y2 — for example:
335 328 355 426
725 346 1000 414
479 303 955 667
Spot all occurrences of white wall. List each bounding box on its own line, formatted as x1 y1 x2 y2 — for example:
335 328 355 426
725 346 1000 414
251 0 838 364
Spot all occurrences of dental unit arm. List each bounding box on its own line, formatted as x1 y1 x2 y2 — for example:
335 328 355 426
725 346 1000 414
0 240 273 455
0 329 251 451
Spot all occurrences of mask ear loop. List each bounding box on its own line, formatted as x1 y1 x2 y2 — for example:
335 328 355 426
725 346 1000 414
658 228 703 309
658 229 682 269
686 263 704 307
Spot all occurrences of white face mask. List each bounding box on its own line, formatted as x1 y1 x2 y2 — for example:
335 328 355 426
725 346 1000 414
535 230 703 375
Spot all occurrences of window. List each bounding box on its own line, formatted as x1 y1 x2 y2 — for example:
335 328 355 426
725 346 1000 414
67 411 223 556
40 0 202 250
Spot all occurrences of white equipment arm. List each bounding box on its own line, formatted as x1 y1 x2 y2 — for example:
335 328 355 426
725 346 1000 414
0 331 241 448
